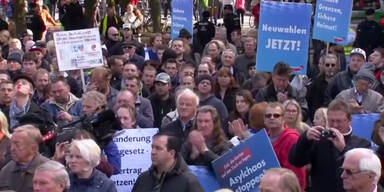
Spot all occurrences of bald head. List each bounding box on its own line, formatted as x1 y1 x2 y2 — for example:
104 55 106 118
107 27 119 41
115 90 135 111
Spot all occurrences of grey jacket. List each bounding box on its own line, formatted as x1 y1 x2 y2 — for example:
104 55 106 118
336 88 384 113
0 154 49 192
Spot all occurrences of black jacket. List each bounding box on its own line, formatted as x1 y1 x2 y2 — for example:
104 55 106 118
59 2 87 30
149 94 176 128
163 118 193 143
289 131 371 192
132 155 203 192
324 68 355 106
255 83 308 121
307 74 328 120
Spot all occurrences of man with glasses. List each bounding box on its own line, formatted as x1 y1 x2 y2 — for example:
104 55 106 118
307 53 339 120
341 148 381 192
263 102 306 191
289 99 371 192
336 69 384 114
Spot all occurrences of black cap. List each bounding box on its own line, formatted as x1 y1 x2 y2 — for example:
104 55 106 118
224 4 233 10
13 75 34 89
179 28 192 39
7 52 22 64
366 8 375 16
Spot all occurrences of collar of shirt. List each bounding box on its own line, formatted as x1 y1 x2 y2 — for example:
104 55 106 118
49 93 79 111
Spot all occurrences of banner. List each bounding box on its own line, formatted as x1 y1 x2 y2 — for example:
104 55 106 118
313 0 353 45
53 28 104 71
189 166 222 191
352 113 379 143
171 0 193 40
111 128 159 192
256 2 311 75
212 129 280 192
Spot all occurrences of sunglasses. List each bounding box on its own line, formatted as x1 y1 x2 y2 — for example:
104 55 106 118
264 113 282 119
325 63 336 67
111 33 119 36
340 168 366 176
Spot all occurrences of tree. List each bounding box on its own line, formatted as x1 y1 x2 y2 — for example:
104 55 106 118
13 0 26 38
149 0 161 32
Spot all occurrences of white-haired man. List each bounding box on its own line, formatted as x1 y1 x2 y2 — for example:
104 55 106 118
163 88 199 143
33 160 70 192
341 148 382 192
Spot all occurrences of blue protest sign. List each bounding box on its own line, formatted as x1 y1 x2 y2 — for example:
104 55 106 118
189 166 221 191
171 0 193 40
256 2 311 75
313 0 353 45
212 129 280 192
352 113 379 142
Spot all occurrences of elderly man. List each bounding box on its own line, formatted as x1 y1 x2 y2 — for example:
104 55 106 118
121 41 144 71
336 69 384 114
132 132 203 192
163 88 199 143
341 148 382 192
289 99 371 192
33 160 70 192
0 125 49 192
41 76 82 125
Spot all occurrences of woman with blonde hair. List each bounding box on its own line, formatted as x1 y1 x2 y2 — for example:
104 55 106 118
283 99 310 134
0 111 10 169
313 107 328 127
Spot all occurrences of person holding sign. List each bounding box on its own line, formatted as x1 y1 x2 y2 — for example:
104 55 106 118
263 102 306 191
182 105 231 166
132 132 203 192
289 99 371 192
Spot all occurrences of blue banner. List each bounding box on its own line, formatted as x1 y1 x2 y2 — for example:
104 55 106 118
212 129 280 192
256 2 311 75
171 0 193 40
313 0 353 45
189 166 221 191
352 113 379 143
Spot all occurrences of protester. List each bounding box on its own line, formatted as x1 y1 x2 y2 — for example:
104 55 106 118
67 139 117 192
214 67 240 112
182 105 231 166
341 148 381 192
283 99 310 135
228 89 254 125
289 99 371 192
0 125 49 192
259 168 301 192
132 132 203 192
33 160 70 192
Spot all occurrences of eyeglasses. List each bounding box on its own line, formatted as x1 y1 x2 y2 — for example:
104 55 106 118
340 168 368 176
264 113 282 119
325 63 336 67
329 118 348 125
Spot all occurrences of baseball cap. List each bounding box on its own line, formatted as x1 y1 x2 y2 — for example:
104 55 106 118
350 48 366 61
123 23 131 30
155 72 171 84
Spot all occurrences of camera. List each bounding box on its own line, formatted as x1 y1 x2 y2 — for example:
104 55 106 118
321 129 335 138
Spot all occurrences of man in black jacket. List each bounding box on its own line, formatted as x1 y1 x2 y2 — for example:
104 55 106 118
132 132 203 192
289 99 371 192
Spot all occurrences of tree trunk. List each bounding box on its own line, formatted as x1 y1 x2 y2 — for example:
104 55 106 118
13 0 26 38
84 0 98 28
149 0 161 32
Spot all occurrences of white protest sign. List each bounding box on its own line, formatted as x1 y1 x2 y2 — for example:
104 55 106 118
111 128 159 192
53 28 103 71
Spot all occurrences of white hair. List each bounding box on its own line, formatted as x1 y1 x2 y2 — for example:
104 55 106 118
35 160 70 189
221 49 236 57
176 88 199 107
345 148 381 183
70 139 101 168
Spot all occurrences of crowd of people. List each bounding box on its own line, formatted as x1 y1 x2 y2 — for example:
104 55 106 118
0 0 382 191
